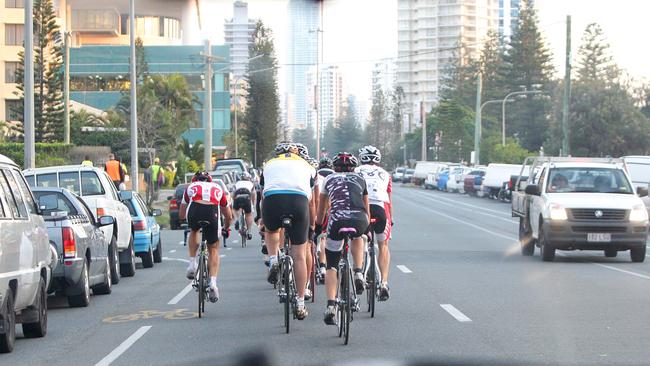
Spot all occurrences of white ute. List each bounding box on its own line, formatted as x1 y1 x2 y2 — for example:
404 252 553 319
512 157 649 262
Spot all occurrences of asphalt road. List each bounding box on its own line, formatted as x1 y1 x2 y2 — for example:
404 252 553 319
5 184 650 365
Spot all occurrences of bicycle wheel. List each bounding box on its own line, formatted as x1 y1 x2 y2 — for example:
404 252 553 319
197 253 206 318
338 264 348 338
344 268 352 345
284 257 291 334
309 243 316 303
367 248 376 317
240 216 246 248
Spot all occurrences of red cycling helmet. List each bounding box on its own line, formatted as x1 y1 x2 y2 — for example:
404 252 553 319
192 170 213 182
332 152 359 172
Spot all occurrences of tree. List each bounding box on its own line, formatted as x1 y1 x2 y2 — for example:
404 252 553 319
12 0 64 142
135 37 149 83
429 100 475 163
482 136 531 164
366 88 388 150
498 0 554 151
440 45 478 108
576 23 619 83
243 21 280 162
335 96 363 153
292 124 316 157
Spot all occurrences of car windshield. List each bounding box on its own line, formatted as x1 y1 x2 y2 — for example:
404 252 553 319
215 163 243 174
546 167 633 194
33 191 78 216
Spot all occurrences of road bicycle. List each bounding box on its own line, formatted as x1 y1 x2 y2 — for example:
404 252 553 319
362 219 381 318
238 213 247 248
307 237 318 303
193 221 211 318
276 216 297 334
336 227 361 345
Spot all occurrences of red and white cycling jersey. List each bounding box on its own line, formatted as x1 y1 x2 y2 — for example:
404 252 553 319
355 164 392 205
182 182 228 207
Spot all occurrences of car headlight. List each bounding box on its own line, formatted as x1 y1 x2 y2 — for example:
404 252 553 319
629 204 648 222
549 203 568 220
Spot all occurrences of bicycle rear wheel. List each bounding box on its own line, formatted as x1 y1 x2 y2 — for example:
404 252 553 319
240 215 247 247
309 243 316 303
197 253 206 318
368 249 376 317
284 257 291 334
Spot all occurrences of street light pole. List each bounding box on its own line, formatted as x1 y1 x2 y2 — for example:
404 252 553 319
501 89 543 146
63 32 71 144
309 28 323 155
475 98 509 165
129 0 139 192
24 0 35 169
203 40 213 171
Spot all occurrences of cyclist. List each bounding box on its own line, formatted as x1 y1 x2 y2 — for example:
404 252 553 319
261 142 316 320
179 171 233 302
233 172 256 240
314 152 369 325
356 145 393 301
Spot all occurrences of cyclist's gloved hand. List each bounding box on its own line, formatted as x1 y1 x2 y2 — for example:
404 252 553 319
313 224 323 242
222 228 231 239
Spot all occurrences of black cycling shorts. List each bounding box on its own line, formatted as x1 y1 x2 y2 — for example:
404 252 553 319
327 216 369 241
233 196 252 213
262 194 309 245
370 204 387 234
187 202 221 245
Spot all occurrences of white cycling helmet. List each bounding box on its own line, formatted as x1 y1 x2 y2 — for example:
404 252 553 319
295 143 309 160
274 141 297 155
359 145 381 164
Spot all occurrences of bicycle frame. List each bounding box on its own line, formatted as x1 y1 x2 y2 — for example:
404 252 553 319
362 224 381 318
277 218 297 334
336 234 359 345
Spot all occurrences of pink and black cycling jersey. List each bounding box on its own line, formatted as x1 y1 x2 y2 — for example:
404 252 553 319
321 172 367 222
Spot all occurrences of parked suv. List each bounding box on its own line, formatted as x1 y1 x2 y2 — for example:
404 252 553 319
24 165 134 280
0 154 55 353
168 183 188 230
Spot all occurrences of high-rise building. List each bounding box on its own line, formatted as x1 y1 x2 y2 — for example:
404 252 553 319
306 65 343 130
224 1 256 85
396 0 498 124
285 0 320 131
499 0 526 39
372 60 397 96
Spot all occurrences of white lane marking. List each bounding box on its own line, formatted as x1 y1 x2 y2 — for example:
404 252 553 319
232 240 239 243
178 241 184 245
396 265 412 273
163 257 190 263
226 247 232 251
423 190 511 216
167 284 194 305
95 326 152 366
220 254 226 258
416 194 517 224
169 249 177 253
593 263 650 280
440 304 472 322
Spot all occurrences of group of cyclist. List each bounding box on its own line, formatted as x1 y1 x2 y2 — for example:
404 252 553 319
179 142 394 324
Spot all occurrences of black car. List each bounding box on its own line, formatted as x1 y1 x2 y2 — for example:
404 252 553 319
168 183 188 230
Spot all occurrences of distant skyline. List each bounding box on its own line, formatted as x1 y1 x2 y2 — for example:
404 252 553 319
189 0 649 103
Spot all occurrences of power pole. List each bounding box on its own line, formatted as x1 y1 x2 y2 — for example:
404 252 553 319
561 15 571 156
129 0 139 192
203 40 213 171
24 0 35 169
420 101 426 161
63 32 70 144
474 73 482 165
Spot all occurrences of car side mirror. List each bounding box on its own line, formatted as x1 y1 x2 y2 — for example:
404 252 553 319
97 216 115 227
525 184 541 196
637 186 648 197
152 209 162 217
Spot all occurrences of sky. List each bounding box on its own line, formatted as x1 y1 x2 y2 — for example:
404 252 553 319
191 0 650 102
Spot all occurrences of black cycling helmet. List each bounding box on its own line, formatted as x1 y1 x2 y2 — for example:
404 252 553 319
332 152 359 172
318 157 333 170
192 170 213 182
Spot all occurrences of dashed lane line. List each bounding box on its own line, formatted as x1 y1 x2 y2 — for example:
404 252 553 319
440 304 472 322
169 249 177 253
396 265 413 273
94 326 152 366
167 284 193 305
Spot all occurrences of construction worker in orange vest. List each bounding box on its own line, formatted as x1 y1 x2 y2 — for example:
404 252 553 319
105 153 125 189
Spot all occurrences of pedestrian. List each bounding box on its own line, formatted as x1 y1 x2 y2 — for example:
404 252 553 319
81 155 93 167
145 157 165 203
105 153 125 189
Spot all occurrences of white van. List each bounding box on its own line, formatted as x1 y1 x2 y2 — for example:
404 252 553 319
482 163 530 198
0 154 55 353
24 166 134 280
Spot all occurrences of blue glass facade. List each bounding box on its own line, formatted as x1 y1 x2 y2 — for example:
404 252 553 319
69 45 231 148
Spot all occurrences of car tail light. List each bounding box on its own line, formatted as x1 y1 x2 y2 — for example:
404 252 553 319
169 199 178 210
508 179 514 190
62 227 76 258
133 220 146 231
97 207 107 217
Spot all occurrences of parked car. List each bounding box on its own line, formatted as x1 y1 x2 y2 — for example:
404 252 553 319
120 191 162 268
32 187 114 307
447 167 472 193
436 170 451 191
512 157 649 262
24 165 134 280
392 167 406 183
623 156 650 217
214 158 250 175
482 163 529 199
0 154 55 353
211 171 235 194
168 183 188 230
464 169 486 196
413 161 438 185
424 172 436 189
403 168 415 183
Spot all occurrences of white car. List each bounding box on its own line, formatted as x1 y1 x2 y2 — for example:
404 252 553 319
512 157 649 262
446 167 472 193
24 166 134 281
0 154 55 353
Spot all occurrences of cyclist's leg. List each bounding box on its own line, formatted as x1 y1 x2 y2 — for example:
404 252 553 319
243 198 254 238
286 195 310 317
185 203 203 278
261 195 283 282
323 220 344 324
350 217 369 294
204 207 222 301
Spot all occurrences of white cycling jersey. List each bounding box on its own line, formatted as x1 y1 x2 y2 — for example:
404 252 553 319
235 180 254 192
262 153 316 199
355 164 392 205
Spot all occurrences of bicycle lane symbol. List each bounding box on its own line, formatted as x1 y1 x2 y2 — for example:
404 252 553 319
103 309 198 324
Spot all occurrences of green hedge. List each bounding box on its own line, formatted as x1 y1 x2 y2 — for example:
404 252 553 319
0 143 73 168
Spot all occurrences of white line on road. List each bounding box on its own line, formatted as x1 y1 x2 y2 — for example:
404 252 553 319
178 241 184 245
163 257 190 263
423 190 511 216
95 326 152 366
593 263 650 280
416 193 517 224
418 204 516 241
167 284 194 305
169 249 177 253
440 304 472 322
226 247 232 251
396 265 412 273
220 254 226 258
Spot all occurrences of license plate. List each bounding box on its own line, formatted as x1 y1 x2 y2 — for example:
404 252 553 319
587 233 611 242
